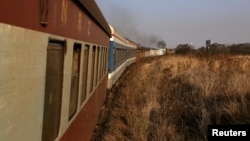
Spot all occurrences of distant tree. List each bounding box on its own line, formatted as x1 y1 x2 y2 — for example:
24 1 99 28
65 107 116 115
228 43 250 54
210 43 230 55
197 47 207 56
157 40 166 48
175 44 197 55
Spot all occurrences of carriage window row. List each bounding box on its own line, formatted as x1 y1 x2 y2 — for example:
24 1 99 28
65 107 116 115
128 49 136 59
81 44 108 103
114 48 127 68
69 43 108 121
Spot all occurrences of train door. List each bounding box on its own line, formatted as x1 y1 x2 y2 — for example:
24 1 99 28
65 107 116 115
42 42 64 141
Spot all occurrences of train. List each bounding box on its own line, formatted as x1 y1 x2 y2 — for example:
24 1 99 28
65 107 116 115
107 25 137 89
136 47 166 61
0 1 165 141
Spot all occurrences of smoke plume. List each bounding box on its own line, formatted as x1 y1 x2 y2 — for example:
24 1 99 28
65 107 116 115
105 5 166 48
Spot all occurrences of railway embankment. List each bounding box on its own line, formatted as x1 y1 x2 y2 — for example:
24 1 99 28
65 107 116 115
92 55 250 141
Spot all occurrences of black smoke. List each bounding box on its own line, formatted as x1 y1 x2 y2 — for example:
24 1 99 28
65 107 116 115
104 5 166 48
157 40 166 48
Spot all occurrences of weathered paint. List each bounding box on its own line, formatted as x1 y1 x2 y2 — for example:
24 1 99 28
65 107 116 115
60 75 107 141
0 0 110 46
0 23 47 141
0 23 109 141
0 1 110 140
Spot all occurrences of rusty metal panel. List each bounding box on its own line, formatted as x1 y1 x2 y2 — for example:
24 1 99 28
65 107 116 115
0 0 110 46
42 43 64 141
76 0 111 36
60 75 108 141
69 44 81 120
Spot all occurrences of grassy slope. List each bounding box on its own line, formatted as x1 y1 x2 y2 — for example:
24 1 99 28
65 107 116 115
92 55 250 141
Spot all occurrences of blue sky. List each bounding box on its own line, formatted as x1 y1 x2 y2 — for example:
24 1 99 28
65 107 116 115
95 0 250 48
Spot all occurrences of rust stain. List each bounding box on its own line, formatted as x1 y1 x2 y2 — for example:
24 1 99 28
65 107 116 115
78 12 82 32
61 0 68 24
87 20 91 36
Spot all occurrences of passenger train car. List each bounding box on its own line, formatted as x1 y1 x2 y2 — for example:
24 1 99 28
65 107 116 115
0 1 167 141
107 25 137 89
136 47 166 61
0 0 110 141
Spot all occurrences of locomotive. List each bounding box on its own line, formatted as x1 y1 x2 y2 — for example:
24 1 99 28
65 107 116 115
0 1 165 141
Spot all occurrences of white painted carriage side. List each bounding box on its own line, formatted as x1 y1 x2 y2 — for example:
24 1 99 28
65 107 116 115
126 57 136 66
126 39 137 49
107 60 127 89
0 22 110 141
148 49 165 57
58 39 73 141
0 23 47 141
107 56 135 89
109 25 128 45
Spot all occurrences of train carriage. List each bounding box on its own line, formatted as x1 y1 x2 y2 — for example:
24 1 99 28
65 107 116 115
107 25 137 89
136 47 166 61
0 0 110 141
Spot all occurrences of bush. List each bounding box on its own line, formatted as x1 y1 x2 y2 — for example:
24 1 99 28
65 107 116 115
209 43 230 55
229 43 250 55
175 44 197 55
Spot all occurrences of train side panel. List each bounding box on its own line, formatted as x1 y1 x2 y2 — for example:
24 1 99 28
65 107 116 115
0 23 109 141
107 25 137 89
0 0 110 46
0 23 47 141
0 0 110 141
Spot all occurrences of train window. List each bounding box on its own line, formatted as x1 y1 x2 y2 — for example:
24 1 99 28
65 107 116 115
102 47 105 77
90 45 96 92
100 47 103 80
42 42 64 141
98 47 103 81
101 47 104 78
103 48 108 75
115 48 126 68
106 48 108 73
81 45 89 104
129 49 136 58
69 44 81 120
96 46 100 84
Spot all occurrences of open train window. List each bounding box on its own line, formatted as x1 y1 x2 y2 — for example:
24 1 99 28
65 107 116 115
81 45 89 104
69 43 81 120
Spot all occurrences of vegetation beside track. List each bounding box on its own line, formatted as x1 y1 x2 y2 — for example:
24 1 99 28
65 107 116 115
92 55 250 141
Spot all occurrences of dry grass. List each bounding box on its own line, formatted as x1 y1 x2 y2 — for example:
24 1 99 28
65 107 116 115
92 55 250 141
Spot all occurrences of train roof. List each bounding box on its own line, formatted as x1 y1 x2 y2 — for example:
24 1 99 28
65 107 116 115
76 0 111 36
109 25 137 48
